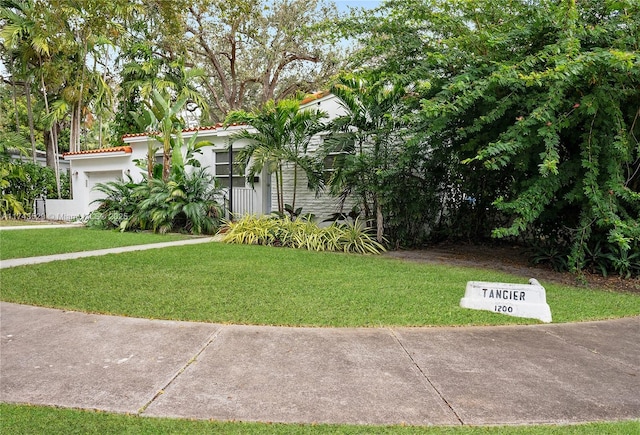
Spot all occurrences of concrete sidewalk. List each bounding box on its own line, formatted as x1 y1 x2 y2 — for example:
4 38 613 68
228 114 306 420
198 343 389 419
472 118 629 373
0 237 215 269
0 223 85 231
1 302 638 426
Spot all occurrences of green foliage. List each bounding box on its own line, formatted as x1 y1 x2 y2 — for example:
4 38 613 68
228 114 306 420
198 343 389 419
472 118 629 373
91 133 222 235
530 236 640 278
324 71 435 245
221 214 386 254
7 161 69 203
0 158 25 218
91 168 223 235
341 0 640 275
87 175 138 229
0 158 70 217
123 167 222 235
602 241 640 279
528 242 570 273
0 168 27 218
225 97 327 216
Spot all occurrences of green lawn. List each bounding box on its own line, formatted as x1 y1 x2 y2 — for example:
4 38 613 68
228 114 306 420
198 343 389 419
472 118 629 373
1 404 638 434
2 231 639 432
1 241 638 327
0 227 193 260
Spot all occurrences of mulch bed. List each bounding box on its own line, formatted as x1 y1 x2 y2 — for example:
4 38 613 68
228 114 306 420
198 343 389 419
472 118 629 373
384 242 640 294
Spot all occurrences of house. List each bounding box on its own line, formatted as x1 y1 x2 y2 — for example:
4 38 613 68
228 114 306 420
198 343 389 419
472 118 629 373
45 93 352 222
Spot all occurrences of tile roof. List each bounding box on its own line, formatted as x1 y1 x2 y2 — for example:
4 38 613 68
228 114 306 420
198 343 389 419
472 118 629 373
63 146 133 157
118 95 332 141
120 123 246 139
300 91 330 105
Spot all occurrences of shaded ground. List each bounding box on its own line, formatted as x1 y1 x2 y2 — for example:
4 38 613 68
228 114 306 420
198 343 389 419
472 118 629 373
385 243 640 294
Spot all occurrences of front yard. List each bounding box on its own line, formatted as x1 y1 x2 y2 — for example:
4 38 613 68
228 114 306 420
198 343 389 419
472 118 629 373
1 229 638 327
0 227 192 260
1 228 639 434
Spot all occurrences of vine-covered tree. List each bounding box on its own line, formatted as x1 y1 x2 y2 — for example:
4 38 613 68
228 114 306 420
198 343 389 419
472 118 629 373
340 0 640 273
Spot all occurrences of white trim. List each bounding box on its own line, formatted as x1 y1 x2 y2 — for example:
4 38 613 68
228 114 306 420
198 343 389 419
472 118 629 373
64 152 131 161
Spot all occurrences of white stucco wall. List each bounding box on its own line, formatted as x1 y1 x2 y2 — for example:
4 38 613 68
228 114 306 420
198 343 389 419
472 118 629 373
63 153 135 216
43 199 84 221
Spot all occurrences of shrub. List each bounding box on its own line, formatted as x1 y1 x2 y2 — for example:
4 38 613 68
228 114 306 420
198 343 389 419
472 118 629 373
88 176 139 229
122 168 223 235
528 237 640 278
1 161 70 216
90 168 223 235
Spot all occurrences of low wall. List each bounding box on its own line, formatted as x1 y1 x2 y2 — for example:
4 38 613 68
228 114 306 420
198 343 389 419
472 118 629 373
41 199 86 221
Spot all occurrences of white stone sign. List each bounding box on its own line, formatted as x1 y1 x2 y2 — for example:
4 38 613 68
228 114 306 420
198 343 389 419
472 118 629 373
460 278 552 323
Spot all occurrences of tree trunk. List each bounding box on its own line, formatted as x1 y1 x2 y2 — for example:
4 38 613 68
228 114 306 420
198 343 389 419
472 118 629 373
45 130 55 167
162 139 171 181
43 124 62 198
277 164 284 214
376 200 384 244
40 72 61 198
11 76 20 132
98 116 103 148
274 170 281 215
291 163 297 217
147 141 154 180
69 101 82 153
24 81 37 163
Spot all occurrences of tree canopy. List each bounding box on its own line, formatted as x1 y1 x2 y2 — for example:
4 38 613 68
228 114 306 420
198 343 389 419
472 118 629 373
184 0 345 122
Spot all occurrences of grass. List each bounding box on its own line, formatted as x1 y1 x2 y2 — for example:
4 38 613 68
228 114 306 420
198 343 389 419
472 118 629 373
0 219 57 226
1 404 638 434
1 230 638 432
0 227 193 260
1 242 638 327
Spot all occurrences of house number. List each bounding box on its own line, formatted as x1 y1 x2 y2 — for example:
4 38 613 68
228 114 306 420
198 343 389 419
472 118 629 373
494 305 513 313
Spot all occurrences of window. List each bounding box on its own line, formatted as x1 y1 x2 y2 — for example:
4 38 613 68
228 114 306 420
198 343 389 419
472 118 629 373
214 151 246 188
323 133 354 173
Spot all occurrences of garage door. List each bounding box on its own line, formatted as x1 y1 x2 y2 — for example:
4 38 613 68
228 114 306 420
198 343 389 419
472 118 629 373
86 170 124 207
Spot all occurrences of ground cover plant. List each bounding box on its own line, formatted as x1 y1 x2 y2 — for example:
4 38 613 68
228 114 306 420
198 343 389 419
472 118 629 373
222 214 386 254
1 242 638 327
0 227 191 260
1 404 638 434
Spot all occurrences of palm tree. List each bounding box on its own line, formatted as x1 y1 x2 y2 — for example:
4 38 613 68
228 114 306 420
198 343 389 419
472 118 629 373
0 0 47 162
325 73 408 243
224 97 326 217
